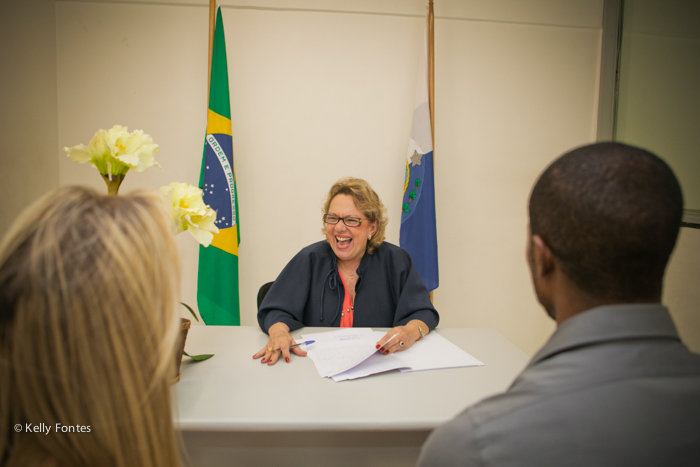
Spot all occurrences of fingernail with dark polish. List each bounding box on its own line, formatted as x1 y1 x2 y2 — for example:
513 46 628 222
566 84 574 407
285 357 290 363
375 344 380 349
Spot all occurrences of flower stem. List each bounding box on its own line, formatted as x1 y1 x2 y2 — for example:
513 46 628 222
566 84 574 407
102 173 125 195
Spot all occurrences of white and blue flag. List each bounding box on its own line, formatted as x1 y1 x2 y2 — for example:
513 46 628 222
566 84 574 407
400 24 439 291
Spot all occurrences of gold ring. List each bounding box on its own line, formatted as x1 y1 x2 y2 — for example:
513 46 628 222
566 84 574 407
267 347 273 352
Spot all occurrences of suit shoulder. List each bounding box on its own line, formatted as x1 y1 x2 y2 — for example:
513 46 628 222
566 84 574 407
290 241 334 265
373 241 413 266
296 240 332 256
374 241 407 257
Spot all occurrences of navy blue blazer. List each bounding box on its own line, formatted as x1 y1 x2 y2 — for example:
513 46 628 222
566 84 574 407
258 241 439 333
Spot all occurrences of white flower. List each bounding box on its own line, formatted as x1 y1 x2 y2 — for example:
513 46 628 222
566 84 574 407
64 125 161 180
160 182 219 247
104 125 161 173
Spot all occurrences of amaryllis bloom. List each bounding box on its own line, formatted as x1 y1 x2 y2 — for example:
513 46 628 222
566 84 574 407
160 182 219 247
64 125 161 194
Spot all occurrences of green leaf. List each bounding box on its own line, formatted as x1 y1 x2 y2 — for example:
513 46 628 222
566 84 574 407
181 302 199 322
183 351 214 361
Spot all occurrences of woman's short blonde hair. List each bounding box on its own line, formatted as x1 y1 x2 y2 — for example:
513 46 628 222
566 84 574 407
0 186 181 467
321 177 388 254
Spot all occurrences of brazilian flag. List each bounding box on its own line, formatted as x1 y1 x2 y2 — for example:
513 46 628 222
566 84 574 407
197 7 240 325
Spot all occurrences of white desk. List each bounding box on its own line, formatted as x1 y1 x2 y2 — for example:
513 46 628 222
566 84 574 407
175 326 528 467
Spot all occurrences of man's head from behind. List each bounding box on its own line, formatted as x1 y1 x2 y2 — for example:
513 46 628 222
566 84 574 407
528 142 683 319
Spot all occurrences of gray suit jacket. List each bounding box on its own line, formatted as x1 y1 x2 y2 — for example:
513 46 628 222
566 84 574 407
417 304 700 467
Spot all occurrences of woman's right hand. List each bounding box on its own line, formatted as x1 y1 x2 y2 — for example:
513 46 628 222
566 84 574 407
252 322 308 365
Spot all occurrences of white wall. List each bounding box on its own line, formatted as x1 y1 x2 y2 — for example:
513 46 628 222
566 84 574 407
3 0 694 356
32 0 604 357
433 10 602 351
53 0 607 355
0 0 59 238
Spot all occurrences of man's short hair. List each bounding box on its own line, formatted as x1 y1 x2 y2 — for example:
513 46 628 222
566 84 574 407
529 142 683 301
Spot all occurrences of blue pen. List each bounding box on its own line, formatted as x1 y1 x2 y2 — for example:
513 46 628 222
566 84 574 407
272 340 315 353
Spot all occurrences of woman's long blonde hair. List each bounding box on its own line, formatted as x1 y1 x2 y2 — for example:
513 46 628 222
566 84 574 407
0 186 182 467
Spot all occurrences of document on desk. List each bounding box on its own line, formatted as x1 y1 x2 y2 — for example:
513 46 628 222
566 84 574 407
301 328 484 382
300 328 379 377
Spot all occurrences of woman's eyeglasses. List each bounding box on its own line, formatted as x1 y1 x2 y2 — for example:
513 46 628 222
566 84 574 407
323 214 367 227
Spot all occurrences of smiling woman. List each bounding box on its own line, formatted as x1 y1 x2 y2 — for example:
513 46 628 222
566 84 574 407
254 177 439 366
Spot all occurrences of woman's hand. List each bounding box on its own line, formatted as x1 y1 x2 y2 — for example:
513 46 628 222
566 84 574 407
252 322 308 365
375 320 427 355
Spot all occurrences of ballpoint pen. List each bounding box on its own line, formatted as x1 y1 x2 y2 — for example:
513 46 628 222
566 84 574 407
376 333 398 350
271 340 315 353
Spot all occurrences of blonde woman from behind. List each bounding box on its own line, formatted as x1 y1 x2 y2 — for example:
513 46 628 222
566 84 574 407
0 186 182 467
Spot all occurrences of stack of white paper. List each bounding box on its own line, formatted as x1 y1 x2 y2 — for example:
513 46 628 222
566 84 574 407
301 328 484 382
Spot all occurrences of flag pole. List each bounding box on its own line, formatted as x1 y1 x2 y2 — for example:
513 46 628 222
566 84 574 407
428 0 435 149
428 1 436 300
208 0 216 95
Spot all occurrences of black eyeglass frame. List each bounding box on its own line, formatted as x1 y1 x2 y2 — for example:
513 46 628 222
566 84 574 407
323 214 368 227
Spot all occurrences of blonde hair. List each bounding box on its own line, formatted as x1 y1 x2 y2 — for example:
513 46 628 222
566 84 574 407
322 177 388 254
0 186 181 467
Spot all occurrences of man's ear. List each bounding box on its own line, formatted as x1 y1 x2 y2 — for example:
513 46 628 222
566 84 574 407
531 234 555 279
